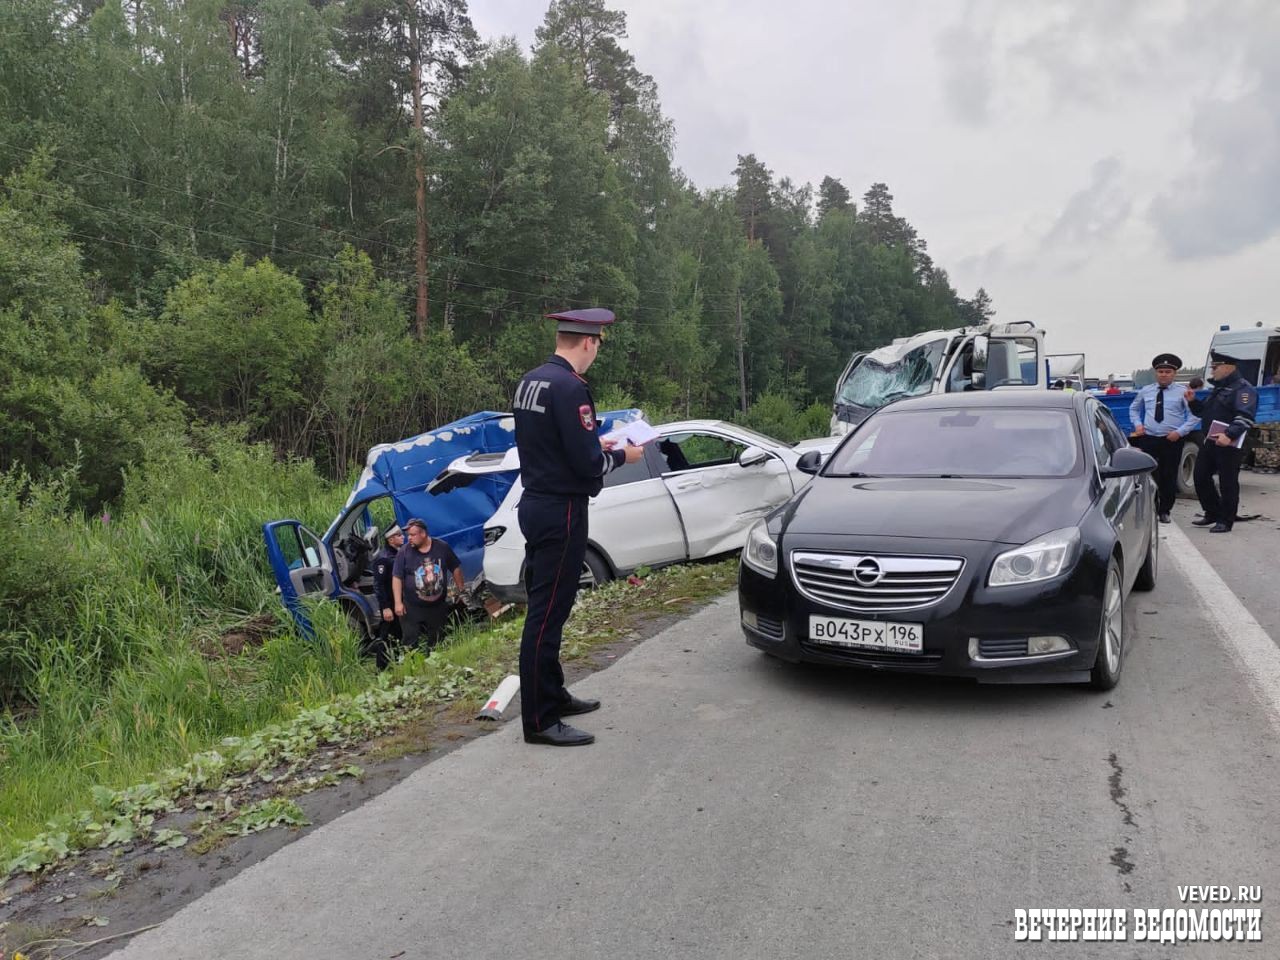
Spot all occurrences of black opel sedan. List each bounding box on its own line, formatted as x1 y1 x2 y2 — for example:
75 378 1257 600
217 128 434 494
738 391 1158 689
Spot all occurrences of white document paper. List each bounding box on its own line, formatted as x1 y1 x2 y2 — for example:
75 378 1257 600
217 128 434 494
603 418 660 447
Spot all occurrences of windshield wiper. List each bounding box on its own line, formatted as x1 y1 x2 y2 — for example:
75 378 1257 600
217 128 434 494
828 471 878 478
876 389 921 404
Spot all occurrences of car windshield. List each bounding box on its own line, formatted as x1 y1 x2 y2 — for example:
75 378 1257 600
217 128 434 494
824 407 1082 479
835 340 947 410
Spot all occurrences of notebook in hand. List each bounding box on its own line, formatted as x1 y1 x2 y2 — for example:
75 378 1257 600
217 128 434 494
1206 420 1246 449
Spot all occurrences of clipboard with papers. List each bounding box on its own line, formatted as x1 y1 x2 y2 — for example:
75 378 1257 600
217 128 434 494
1206 420 1246 449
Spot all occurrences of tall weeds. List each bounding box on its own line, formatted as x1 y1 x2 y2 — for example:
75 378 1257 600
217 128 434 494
0 427 369 859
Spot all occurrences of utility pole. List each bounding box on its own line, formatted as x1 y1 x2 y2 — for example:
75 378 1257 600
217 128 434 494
736 290 748 414
409 6 428 336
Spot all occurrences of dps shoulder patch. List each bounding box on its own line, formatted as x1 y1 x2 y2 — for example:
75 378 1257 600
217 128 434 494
579 404 594 430
1240 392 1251 404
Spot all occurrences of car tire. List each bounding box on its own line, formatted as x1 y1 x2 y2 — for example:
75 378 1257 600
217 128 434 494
1133 507 1158 592
579 547 612 590
1090 559 1126 691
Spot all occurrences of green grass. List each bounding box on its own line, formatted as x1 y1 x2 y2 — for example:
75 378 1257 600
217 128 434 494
0 457 737 879
0 428 363 865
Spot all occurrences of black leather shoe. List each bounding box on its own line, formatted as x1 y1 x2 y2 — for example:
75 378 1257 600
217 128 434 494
1158 513 1171 524
1191 517 1217 527
561 695 601 717
523 722 594 746
1210 522 1232 533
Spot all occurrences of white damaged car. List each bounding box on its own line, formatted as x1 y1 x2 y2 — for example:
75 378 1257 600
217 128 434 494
430 420 837 602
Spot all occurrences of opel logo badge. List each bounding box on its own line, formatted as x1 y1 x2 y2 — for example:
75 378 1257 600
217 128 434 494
853 558 883 585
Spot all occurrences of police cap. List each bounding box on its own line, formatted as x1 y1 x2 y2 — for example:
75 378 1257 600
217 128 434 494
1210 349 1242 365
547 307 616 337
1151 353 1181 370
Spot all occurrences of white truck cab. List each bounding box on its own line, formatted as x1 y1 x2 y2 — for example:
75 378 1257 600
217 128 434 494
1207 324 1280 386
831 321 1048 435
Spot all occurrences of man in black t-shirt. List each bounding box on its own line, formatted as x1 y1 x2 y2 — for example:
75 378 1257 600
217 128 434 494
392 518 464 650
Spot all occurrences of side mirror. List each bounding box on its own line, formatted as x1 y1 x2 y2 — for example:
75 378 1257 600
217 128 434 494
796 450 823 474
971 335 989 373
739 446 770 468
1100 446 1157 479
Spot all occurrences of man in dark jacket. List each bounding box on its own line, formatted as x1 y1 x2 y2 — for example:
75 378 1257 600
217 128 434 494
1189 350 1258 533
513 308 643 747
368 524 404 667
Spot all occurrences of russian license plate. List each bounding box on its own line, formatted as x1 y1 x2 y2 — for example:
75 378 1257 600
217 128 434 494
809 616 923 653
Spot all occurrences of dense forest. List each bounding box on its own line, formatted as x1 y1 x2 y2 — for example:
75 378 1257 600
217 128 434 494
0 0 994 512
0 0 1001 867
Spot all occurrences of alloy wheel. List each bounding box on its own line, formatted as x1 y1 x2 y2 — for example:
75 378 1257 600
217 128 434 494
1103 566 1123 676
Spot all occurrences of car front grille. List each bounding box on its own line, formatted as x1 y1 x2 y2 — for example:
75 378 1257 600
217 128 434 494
790 551 964 614
799 640 944 666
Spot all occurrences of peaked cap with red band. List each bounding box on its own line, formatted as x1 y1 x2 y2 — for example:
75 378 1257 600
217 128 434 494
546 307 616 337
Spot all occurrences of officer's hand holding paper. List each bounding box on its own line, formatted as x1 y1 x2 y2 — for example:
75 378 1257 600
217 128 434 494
602 419 660 448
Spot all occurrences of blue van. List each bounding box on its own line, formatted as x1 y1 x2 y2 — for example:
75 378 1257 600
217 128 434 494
263 409 639 639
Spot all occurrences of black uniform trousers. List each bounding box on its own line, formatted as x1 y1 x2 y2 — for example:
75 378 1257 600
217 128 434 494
1194 441 1244 526
366 616 402 669
1133 434 1184 514
400 603 450 651
518 492 588 734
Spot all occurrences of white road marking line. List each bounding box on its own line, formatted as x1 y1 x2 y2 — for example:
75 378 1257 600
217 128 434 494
1164 520 1280 732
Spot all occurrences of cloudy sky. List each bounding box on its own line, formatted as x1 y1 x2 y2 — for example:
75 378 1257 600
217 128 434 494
469 0 1280 377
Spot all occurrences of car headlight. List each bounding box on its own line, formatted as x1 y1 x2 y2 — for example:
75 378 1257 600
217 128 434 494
742 519 778 577
484 526 506 546
989 527 1080 587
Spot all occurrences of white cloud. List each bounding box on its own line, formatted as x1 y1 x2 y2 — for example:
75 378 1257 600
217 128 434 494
1041 156 1131 253
468 0 1280 376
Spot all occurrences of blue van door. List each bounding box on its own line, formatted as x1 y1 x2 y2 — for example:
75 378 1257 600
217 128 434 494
263 520 336 636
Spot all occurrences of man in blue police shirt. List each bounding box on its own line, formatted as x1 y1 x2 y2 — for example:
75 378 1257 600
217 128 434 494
513 308 643 746
1128 353 1200 524
1188 350 1258 533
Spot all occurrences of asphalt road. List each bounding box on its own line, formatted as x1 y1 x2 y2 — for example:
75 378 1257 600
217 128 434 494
110 499 1280 959
1170 469 1279 639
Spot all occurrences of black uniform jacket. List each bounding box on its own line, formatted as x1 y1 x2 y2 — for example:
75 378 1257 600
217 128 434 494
1191 371 1258 441
372 545 397 611
513 355 625 497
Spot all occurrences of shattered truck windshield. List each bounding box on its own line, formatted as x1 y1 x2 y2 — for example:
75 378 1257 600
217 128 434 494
835 339 947 411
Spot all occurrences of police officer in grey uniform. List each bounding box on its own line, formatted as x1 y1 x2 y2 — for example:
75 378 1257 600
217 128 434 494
513 308 643 747
1128 354 1199 523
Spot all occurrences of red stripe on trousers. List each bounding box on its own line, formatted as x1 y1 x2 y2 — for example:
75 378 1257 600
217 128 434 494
532 500 574 732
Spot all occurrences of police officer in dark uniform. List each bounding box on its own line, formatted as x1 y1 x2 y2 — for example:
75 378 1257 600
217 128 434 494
513 308 643 747
1189 350 1258 533
369 524 404 668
